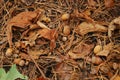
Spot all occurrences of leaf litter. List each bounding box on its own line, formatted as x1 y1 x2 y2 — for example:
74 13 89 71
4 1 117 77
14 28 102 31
0 0 120 80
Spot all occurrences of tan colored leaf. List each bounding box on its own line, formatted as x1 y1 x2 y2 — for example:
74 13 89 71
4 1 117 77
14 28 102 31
29 49 46 56
68 43 94 59
104 0 114 8
108 17 120 37
96 43 113 56
88 0 96 7
113 75 120 80
38 29 58 51
6 9 43 47
55 62 73 80
77 22 107 36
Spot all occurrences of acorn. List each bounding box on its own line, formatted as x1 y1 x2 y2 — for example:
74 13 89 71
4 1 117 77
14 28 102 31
5 48 13 56
94 45 102 54
91 56 103 65
63 25 70 35
61 13 70 20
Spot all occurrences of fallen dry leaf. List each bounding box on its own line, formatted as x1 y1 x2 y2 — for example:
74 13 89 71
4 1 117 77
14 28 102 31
36 76 48 80
68 42 94 59
113 75 120 80
104 0 114 8
6 9 43 47
55 62 73 80
108 16 120 37
71 9 94 22
96 43 113 56
88 0 96 7
29 49 47 56
77 22 107 36
38 29 58 51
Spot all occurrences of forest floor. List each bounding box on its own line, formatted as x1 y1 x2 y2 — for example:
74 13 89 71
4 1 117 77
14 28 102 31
0 0 120 80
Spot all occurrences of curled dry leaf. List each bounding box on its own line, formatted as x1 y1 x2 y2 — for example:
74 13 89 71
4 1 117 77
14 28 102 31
68 42 94 59
104 0 114 8
77 22 107 36
108 16 120 37
6 9 43 47
38 28 58 51
96 43 113 56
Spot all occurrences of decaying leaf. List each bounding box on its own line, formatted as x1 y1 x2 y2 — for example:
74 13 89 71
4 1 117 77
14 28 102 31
77 22 107 36
96 43 113 56
36 76 48 80
104 0 114 8
68 42 94 59
108 16 120 37
71 9 94 22
88 0 96 7
38 29 58 51
55 62 73 80
6 9 43 47
29 49 47 56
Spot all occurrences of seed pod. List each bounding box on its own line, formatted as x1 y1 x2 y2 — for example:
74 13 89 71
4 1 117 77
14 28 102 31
19 60 25 66
5 48 13 56
25 61 29 66
63 25 70 35
94 45 102 54
61 13 70 20
113 63 118 70
62 36 67 41
92 56 103 65
42 17 51 23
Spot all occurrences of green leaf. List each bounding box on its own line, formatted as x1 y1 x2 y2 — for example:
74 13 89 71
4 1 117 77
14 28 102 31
0 64 28 80
0 68 6 79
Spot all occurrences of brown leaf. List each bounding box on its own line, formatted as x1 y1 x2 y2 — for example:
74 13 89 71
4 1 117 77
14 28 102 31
19 52 31 61
108 17 120 37
104 0 114 8
77 22 107 36
55 62 73 80
96 43 113 56
71 9 94 22
29 49 47 56
38 29 58 51
6 9 43 47
113 75 120 80
36 76 48 80
88 0 96 7
68 42 94 59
